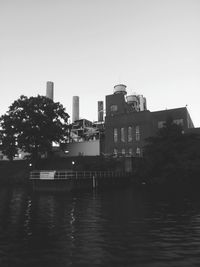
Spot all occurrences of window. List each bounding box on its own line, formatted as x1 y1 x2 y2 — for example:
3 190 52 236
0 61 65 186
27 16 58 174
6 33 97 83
128 126 132 142
136 125 140 141
121 128 125 142
110 105 118 112
136 147 141 157
128 148 133 155
113 128 118 143
121 148 126 155
173 119 183 126
113 148 118 155
158 121 166 128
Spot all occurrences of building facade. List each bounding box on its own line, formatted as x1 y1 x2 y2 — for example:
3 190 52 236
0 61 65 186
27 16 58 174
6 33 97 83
104 85 194 157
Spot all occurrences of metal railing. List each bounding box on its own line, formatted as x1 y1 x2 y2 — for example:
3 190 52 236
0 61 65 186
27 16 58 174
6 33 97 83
29 170 130 180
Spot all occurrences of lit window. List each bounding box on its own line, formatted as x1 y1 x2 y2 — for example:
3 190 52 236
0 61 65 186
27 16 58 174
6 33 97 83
113 128 118 143
136 125 140 141
121 128 125 142
158 121 166 128
110 105 118 112
128 126 132 142
128 148 133 155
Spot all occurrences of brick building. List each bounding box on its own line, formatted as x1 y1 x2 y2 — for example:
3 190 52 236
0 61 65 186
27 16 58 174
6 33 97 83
104 84 194 157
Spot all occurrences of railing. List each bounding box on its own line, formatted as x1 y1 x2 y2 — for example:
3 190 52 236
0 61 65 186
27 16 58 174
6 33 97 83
29 170 130 180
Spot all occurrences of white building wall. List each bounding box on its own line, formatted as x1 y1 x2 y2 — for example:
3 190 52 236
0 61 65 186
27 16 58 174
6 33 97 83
65 140 100 156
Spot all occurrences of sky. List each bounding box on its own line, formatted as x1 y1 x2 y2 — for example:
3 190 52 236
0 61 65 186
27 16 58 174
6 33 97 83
1 0 200 126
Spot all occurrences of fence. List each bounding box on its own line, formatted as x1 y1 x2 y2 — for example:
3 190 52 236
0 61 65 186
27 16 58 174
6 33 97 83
30 170 130 180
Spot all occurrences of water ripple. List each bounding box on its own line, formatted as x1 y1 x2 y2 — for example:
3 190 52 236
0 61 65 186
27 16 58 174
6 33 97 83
0 187 200 266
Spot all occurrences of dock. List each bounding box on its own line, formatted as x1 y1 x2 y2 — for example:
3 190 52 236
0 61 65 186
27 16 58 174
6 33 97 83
29 170 132 192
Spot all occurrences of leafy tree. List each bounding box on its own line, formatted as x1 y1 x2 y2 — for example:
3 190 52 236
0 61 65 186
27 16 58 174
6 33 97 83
0 95 69 163
143 117 200 184
0 116 18 161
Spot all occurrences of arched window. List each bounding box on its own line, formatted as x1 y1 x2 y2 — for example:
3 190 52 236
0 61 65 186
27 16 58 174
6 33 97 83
128 148 133 155
113 148 118 155
128 126 132 142
121 148 126 155
136 147 141 157
136 125 140 141
121 128 125 142
113 128 118 143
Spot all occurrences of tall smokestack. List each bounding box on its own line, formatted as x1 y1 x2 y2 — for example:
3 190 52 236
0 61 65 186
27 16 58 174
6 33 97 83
46 81 54 100
72 96 79 123
98 101 104 121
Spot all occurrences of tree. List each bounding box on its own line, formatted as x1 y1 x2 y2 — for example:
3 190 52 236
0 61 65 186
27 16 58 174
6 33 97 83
0 116 18 161
0 95 70 163
143 117 200 184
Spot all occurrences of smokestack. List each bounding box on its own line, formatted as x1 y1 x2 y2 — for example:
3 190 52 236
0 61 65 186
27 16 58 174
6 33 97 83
72 96 79 123
46 81 54 100
98 101 104 121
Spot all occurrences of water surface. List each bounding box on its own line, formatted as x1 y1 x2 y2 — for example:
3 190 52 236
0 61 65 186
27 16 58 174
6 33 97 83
0 186 200 266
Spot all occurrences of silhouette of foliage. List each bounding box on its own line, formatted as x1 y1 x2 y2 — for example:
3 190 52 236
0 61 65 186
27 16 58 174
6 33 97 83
0 95 69 162
143 117 200 184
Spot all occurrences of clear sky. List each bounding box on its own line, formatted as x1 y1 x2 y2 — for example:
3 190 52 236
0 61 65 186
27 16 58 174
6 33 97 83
1 0 200 126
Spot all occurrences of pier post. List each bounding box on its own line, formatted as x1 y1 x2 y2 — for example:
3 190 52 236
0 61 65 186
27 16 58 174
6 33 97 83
93 175 97 189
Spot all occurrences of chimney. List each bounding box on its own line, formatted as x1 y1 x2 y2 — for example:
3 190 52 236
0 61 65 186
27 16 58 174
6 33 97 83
98 101 104 121
72 96 79 123
46 81 54 100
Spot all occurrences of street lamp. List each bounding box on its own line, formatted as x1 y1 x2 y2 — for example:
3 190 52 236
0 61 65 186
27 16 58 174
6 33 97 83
72 161 75 171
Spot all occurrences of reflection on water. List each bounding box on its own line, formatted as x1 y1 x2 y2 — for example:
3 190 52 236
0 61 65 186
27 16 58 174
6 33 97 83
0 186 200 266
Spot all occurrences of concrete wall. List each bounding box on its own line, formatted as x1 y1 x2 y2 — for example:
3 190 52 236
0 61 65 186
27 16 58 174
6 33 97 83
65 140 100 156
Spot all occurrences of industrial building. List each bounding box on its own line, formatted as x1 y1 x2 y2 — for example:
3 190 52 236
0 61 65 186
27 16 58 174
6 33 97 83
0 80 197 161
50 81 195 159
63 97 105 157
104 84 194 157
63 83 195 158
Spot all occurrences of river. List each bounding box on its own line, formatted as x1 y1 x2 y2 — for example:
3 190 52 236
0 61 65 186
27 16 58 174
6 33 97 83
0 185 200 266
